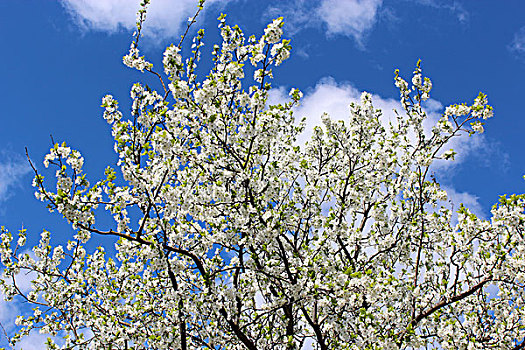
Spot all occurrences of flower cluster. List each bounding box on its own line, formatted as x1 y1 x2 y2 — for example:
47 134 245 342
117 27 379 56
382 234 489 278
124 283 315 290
162 44 183 79
4 3 525 350
122 46 153 72
263 17 284 44
101 95 122 124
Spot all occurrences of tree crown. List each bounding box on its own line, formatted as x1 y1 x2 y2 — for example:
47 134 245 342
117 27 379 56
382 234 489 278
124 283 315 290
2 1 524 349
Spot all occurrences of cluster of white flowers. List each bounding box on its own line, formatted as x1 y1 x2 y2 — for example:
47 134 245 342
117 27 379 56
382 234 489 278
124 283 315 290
43 144 70 168
270 41 290 66
445 103 471 116
410 60 432 100
264 17 284 44
66 150 84 173
471 120 485 133
101 94 122 124
442 92 492 136
442 148 457 160
162 44 182 79
5 4 525 350
122 45 153 72
472 92 494 119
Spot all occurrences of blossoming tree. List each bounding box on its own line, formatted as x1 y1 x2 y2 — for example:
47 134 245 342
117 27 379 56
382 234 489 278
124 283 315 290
2 0 525 349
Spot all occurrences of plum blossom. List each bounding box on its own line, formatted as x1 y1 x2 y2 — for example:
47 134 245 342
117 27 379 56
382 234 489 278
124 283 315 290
3 3 525 350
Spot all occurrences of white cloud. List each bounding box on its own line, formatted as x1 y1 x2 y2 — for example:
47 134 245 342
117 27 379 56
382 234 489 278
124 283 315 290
409 0 469 23
0 157 31 203
0 292 24 346
442 186 484 219
0 262 58 348
266 0 469 50
301 337 314 350
59 0 230 41
2 327 65 350
510 26 525 55
290 77 486 176
13 331 50 350
317 0 382 43
0 297 18 330
0 249 39 341
268 76 488 217
266 0 383 44
269 76 468 155
293 77 386 144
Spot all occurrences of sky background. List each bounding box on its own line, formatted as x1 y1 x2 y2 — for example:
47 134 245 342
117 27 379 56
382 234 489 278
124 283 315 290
1 0 525 347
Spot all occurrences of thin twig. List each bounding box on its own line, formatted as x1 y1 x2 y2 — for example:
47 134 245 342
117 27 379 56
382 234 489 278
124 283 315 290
178 0 206 49
0 321 14 350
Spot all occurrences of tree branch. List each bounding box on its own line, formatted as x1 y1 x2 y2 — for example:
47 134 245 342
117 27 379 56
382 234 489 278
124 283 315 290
218 307 257 350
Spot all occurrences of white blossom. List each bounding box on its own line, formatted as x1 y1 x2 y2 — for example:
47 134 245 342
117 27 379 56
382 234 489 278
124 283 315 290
4 5 525 350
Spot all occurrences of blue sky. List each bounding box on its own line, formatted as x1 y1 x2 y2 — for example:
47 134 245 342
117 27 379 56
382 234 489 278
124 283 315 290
1 0 525 347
